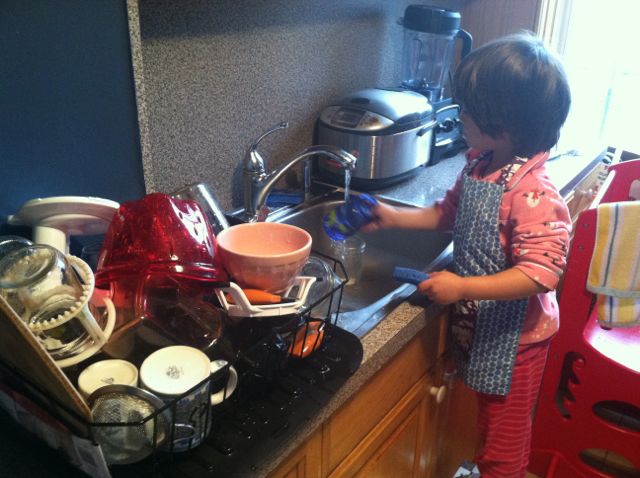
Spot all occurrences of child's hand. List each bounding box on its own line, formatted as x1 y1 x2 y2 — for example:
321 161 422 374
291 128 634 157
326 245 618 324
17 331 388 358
360 202 397 232
417 270 466 304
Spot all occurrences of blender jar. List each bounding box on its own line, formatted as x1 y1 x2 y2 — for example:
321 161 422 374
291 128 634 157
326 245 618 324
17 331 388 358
400 5 472 101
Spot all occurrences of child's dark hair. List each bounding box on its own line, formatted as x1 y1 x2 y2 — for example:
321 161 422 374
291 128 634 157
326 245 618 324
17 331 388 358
454 32 571 157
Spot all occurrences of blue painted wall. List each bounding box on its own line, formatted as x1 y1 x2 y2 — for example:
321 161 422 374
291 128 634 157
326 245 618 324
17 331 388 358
0 0 145 233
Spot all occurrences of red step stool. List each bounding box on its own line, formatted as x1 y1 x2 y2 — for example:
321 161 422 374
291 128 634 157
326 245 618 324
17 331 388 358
529 158 640 478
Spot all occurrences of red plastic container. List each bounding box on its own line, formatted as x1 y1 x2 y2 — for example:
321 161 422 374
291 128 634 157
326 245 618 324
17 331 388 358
96 193 227 283
94 193 228 353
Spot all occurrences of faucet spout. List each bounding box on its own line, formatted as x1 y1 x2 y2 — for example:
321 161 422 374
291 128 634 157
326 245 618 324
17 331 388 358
243 144 357 222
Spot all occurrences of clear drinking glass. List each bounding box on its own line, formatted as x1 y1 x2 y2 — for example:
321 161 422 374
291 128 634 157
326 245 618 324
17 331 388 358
331 235 366 286
170 183 230 235
81 240 104 272
301 256 342 318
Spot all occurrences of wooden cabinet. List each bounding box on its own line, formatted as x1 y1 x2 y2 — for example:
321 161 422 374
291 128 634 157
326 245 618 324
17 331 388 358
329 373 434 478
323 322 442 475
270 430 323 478
270 309 479 478
348 381 431 478
460 0 541 48
429 360 479 478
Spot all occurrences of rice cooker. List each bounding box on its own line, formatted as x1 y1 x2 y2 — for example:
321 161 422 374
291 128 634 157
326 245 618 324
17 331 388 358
314 88 436 190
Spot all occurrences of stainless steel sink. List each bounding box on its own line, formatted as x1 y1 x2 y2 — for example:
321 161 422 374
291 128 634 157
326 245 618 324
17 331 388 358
266 191 453 336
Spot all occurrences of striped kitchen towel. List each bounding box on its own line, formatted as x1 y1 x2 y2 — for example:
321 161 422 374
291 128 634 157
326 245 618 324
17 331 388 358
586 201 640 327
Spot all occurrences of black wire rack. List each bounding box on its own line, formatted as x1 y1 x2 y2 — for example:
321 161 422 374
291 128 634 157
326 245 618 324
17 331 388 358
0 251 364 477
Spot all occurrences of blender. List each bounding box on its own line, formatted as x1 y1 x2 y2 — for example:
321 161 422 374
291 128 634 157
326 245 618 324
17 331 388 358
399 5 472 163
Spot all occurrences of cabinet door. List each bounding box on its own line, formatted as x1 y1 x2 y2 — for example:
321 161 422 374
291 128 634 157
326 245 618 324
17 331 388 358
324 325 441 474
430 359 479 478
329 375 434 478
269 429 322 478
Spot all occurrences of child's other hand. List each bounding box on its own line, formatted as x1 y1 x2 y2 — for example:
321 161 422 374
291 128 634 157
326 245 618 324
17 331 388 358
418 270 466 304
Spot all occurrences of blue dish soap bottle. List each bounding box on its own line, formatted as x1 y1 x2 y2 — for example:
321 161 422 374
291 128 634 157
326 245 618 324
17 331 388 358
323 193 378 240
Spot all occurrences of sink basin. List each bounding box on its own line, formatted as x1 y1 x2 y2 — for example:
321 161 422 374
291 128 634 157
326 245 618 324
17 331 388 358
266 191 453 336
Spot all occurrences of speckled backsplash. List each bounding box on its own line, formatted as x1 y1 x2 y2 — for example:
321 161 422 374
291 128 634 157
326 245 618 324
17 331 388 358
130 0 462 212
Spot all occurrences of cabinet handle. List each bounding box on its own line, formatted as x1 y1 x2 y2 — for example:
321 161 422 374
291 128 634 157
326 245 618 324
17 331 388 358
430 385 447 404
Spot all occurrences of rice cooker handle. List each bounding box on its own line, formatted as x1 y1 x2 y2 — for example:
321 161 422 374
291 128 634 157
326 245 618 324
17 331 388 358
417 119 438 137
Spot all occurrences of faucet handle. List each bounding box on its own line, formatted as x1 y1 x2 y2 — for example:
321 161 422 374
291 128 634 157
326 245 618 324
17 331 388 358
245 122 289 174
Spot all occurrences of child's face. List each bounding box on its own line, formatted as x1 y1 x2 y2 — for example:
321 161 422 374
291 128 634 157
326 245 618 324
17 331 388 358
460 111 508 154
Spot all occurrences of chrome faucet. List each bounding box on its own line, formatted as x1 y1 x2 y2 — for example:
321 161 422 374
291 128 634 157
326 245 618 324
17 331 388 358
242 122 357 222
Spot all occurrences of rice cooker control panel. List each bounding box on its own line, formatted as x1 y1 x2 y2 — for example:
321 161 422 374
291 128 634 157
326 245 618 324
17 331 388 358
320 106 394 133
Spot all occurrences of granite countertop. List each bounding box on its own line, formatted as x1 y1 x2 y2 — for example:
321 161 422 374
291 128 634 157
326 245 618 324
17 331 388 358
0 148 605 478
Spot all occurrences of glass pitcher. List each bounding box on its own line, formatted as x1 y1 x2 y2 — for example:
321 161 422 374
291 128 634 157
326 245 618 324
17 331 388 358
399 5 472 102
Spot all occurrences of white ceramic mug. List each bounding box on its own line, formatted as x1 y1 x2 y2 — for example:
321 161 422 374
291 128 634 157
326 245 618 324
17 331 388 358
139 346 238 452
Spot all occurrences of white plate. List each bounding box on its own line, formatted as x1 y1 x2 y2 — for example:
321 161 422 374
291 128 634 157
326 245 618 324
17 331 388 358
140 345 211 397
77 359 138 399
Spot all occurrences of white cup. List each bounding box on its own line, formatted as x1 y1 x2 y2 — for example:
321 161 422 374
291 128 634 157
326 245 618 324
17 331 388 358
139 346 238 452
77 359 139 400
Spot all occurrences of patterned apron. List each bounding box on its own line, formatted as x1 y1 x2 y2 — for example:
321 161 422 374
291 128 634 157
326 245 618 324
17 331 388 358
450 160 529 396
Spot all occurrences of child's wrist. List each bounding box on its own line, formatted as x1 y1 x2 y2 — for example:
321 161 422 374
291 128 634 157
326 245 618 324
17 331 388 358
458 276 471 299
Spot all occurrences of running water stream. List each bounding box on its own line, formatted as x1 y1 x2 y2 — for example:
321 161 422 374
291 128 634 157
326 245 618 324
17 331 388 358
343 168 351 203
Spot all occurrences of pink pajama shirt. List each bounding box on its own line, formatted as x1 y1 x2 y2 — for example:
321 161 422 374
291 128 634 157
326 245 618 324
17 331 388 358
437 150 572 344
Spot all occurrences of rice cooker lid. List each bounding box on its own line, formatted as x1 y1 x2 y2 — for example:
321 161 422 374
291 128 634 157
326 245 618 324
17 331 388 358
319 88 434 134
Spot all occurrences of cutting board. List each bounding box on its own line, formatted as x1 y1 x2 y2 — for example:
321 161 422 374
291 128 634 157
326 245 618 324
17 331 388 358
0 295 91 435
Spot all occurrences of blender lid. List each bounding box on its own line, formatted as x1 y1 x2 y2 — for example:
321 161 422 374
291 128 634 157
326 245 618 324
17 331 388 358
401 5 462 35
325 88 433 128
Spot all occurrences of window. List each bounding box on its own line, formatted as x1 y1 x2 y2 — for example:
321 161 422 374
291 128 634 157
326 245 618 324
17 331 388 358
539 0 640 154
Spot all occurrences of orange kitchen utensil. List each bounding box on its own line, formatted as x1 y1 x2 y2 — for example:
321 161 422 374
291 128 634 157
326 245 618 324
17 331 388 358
225 289 284 305
289 321 325 359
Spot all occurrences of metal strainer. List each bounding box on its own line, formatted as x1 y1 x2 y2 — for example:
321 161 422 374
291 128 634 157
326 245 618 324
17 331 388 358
88 384 171 465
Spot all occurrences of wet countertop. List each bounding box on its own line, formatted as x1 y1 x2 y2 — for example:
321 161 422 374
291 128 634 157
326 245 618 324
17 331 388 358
0 148 606 478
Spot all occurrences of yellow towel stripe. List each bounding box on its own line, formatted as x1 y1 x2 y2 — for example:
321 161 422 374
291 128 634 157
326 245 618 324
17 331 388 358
588 202 640 328
597 295 640 327
588 201 640 295
609 203 640 291
588 203 612 290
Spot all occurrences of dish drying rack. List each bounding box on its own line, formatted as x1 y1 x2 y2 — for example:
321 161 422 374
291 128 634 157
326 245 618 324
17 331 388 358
0 251 364 478
215 276 317 318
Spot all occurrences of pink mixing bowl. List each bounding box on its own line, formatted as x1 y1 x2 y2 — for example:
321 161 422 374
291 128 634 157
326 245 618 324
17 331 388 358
216 223 312 293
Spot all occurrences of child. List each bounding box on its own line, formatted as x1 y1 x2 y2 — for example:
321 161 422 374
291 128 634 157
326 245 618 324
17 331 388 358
364 32 572 477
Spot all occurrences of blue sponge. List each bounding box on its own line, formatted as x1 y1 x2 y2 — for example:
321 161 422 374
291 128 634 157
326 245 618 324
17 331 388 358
266 189 305 207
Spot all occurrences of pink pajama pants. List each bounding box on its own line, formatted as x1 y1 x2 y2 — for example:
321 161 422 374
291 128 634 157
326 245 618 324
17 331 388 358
474 338 551 478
